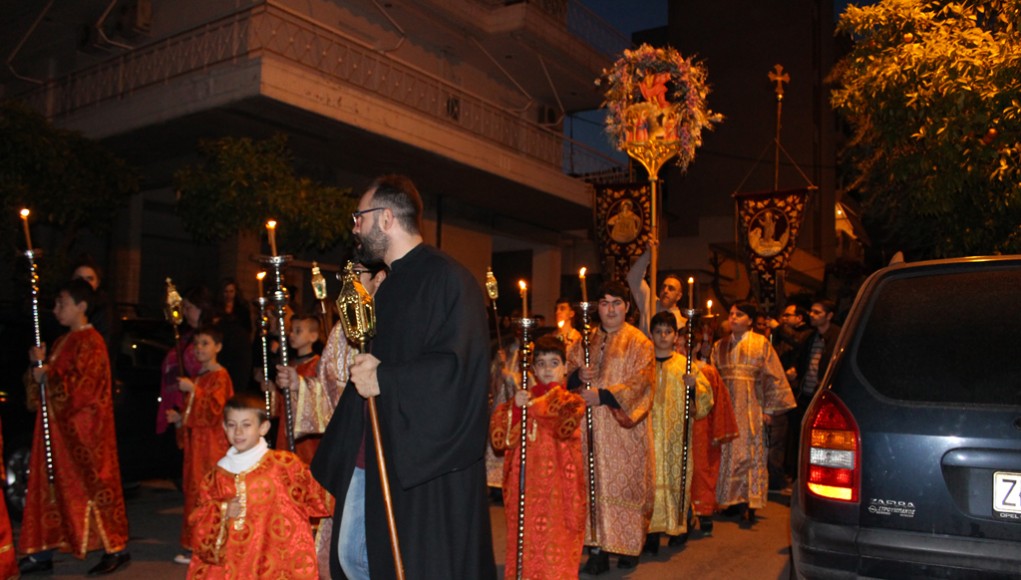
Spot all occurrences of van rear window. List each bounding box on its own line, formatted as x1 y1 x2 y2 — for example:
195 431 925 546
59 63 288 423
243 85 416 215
855 267 1021 404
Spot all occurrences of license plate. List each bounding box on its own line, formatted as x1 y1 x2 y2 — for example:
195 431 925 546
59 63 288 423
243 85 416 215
993 471 1021 518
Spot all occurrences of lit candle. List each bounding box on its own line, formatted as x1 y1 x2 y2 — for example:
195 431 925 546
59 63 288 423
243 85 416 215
706 299 713 314
519 280 528 319
557 320 565 342
579 267 588 303
19 209 32 249
266 220 278 256
256 271 266 297
688 277 695 310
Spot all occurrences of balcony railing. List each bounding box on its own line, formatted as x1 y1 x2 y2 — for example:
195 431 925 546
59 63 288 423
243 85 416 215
23 1 623 178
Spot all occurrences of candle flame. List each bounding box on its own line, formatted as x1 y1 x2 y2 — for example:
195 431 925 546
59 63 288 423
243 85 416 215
256 271 266 281
688 276 695 284
266 220 277 230
519 280 527 291
558 320 564 329
707 299 713 310
579 267 587 277
20 209 30 219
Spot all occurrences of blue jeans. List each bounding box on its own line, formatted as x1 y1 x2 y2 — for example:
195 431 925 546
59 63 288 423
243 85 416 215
338 467 370 580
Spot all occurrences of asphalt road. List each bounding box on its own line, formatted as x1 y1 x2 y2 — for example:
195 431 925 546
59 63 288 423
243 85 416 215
14 481 792 579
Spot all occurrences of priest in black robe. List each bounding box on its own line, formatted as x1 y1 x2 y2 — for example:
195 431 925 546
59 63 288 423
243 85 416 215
310 174 496 579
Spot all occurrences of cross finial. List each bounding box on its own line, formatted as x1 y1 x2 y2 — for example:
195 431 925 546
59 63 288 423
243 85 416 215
768 64 790 101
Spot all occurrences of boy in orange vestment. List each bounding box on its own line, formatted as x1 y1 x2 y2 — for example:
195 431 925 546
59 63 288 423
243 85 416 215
167 326 234 564
188 394 331 579
19 279 131 575
490 335 586 580
276 315 321 463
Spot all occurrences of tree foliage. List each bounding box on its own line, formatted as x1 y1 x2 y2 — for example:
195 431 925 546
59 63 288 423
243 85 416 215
0 100 139 255
831 0 1021 258
174 134 357 252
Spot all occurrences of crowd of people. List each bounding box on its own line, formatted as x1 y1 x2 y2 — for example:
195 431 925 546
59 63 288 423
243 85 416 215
9 173 844 579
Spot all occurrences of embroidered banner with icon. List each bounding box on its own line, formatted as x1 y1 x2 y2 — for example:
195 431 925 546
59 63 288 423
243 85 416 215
594 182 651 280
733 188 810 311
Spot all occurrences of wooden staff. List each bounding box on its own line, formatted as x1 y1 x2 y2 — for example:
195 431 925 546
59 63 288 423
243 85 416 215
20 210 54 486
514 315 535 580
337 262 404 580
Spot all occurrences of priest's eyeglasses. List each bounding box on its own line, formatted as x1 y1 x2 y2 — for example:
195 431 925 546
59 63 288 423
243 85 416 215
352 207 386 226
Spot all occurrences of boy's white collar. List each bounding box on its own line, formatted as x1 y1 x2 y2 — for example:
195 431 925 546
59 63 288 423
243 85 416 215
218 437 269 474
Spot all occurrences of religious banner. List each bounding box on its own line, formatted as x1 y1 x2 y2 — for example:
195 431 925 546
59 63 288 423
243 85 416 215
733 188 811 312
594 182 651 280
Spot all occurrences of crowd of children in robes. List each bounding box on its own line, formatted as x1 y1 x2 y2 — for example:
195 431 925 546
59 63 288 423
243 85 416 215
9 248 794 579
486 287 795 577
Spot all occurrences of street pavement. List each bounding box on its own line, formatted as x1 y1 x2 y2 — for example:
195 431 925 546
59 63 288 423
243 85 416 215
15 480 791 579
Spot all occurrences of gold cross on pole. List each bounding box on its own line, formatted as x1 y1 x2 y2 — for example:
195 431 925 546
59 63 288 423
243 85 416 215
768 64 790 101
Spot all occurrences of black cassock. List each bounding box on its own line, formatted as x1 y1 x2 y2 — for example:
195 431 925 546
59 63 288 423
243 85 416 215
312 243 496 579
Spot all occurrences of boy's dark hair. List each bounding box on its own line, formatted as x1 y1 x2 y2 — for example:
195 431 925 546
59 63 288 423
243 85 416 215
596 280 631 303
291 314 321 335
369 174 424 235
532 335 566 363
58 278 97 316
224 394 269 423
555 296 574 309
194 325 223 345
650 311 678 333
733 300 759 320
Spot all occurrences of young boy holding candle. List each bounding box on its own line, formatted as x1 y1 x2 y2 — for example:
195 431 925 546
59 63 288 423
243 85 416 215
188 394 331 579
489 335 586 579
166 326 234 564
277 314 321 463
645 311 713 553
19 279 131 575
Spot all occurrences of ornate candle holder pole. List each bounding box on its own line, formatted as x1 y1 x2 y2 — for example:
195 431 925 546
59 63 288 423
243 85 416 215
19 209 54 486
575 298 598 545
680 304 704 510
512 280 535 580
600 44 721 294
255 271 273 417
258 219 295 452
336 261 405 580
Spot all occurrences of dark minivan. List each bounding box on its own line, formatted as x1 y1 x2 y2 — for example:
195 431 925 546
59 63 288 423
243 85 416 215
790 256 1021 578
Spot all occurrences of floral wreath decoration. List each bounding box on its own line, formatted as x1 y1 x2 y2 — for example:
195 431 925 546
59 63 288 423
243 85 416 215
597 44 723 171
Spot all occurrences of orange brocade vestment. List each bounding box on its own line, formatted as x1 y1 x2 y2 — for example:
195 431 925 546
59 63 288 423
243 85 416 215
20 327 129 558
277 354 321 464
489 383 586 580
181 367 233 549
188 450 331 579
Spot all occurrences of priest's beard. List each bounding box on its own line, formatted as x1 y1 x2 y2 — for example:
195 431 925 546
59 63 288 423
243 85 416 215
353 218 388 266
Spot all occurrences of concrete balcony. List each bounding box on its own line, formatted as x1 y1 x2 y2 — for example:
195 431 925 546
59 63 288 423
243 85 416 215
18 1 624 232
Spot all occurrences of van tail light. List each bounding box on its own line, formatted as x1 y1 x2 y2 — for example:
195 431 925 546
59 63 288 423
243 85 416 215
803 391 860 502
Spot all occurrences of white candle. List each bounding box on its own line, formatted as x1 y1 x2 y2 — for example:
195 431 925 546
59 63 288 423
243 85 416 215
519 280 528 319
579 267 588 303
19 209 32 249
266 220 278 256
256 271 266 297
688 277 695 309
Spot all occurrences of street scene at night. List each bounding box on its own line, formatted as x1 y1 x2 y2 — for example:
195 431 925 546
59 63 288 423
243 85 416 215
1 0 1020 578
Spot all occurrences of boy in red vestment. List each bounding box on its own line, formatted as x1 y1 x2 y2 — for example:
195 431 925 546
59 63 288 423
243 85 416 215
188 394 331 579
0 422 16 579
167 326 234 564
20 279 131 575
276 315 321 463
490 335 586 580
